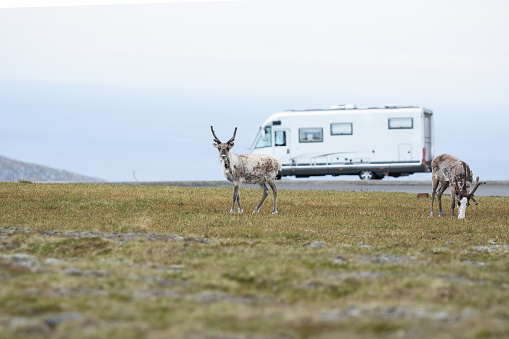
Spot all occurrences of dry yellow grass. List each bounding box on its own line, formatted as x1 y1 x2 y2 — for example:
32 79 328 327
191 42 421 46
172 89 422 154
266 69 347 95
0 182 508 338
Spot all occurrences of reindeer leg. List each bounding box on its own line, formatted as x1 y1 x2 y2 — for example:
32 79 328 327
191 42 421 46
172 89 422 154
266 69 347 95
437 183 448 217
253 182 269 214
267 180 278 214
471 197 479 205
450 194 456 219
449 185 456 219
430 179 439 217
230 185 239 213
451 190 456 219
236 187 243 214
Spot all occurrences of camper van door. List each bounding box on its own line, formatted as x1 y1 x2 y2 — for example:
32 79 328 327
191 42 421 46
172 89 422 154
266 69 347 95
273 128 291 163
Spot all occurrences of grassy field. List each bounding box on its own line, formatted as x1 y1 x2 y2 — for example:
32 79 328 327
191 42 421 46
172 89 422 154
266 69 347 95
0 182 508 338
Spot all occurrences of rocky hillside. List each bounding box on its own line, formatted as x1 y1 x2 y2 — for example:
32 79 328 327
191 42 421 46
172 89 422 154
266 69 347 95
0 155 104 182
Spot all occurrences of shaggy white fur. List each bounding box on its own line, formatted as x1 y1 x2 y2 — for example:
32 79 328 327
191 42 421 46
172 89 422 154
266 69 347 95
212 126 282 214
430 153 485 219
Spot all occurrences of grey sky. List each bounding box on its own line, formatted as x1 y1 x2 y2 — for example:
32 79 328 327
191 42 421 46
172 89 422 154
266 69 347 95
1 1 508 181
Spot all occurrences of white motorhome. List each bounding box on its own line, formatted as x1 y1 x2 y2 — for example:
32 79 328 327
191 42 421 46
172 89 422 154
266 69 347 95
248 105 434 180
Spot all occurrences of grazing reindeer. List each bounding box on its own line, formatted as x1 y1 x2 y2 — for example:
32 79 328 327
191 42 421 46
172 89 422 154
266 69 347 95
430 154 486 219
211 126 282 214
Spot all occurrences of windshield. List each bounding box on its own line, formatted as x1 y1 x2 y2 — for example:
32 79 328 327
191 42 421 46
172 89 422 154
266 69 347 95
252 126 272 149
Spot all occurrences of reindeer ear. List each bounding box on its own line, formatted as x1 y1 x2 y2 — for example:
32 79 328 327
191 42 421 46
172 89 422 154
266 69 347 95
228 142 234 148
212 143 219 149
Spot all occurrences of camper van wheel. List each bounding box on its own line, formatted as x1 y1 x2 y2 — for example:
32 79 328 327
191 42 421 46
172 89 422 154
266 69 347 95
359 170 375 180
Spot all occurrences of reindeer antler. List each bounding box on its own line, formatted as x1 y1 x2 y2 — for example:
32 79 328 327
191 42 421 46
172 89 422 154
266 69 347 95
211 126 222 144
469 176 486 198
226 127 237 145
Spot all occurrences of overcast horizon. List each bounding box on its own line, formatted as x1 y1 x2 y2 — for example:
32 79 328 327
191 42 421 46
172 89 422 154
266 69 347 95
1 1 508 182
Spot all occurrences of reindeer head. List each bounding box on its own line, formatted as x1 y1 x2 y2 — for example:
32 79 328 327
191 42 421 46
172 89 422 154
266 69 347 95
211 126 237 159
454 175 486 219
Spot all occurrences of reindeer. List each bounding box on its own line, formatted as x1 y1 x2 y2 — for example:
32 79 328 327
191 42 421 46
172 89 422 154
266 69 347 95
430 154 486 219
211 126 282 214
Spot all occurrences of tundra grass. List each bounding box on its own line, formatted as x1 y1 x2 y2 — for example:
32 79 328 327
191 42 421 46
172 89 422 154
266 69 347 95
0 182 508 338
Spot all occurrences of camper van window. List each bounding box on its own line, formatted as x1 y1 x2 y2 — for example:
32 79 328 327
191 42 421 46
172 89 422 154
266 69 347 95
274 131 286 146
299 128 323 143
255 126 272 148
388 118 413 129
331 123 353 135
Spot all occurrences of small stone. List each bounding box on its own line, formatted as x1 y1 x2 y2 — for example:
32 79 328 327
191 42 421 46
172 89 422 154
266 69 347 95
433 248 448 253
461 260 487 266
1 254 39 271
309 241 327 248
45 258 66 265
62 267 84 276
44 313 82 328
333 257 346 264
474 246 498 253
461 307 479 319
84 270 109 277
445 241 453 245
169 265 184 273
432 311 449 320
345 305 360 317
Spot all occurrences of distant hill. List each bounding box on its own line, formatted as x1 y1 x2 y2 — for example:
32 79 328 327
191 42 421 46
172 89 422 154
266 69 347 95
0 155 104 183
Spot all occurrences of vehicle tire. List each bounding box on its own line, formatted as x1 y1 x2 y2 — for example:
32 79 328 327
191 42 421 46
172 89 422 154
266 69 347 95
359 170 374 180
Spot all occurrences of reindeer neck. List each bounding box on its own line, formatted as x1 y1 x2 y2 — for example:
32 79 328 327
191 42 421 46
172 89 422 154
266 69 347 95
221 152 239 170
222 156 231 170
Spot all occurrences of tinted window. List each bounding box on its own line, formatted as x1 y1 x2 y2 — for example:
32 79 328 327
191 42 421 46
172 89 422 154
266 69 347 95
274 130 286 146
331 122 353 135
255 126 272 148
388 117 413 129
299 128 323 143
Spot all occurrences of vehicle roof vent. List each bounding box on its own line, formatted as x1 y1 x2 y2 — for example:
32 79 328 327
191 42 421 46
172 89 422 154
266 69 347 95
330 104 357 110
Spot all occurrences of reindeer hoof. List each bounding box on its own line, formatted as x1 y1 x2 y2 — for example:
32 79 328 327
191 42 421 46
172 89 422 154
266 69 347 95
252 210 259 214
430 213 434 217
272 210 278 215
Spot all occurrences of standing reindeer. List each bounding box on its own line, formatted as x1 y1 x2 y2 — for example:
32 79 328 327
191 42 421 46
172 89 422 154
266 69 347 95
430 154 486 219
211 126 282 214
